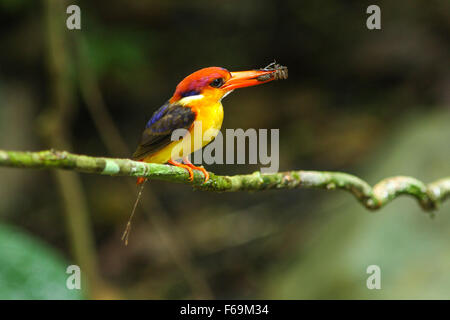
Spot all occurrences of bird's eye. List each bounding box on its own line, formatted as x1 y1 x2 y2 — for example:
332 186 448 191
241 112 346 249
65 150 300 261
210 78 224 88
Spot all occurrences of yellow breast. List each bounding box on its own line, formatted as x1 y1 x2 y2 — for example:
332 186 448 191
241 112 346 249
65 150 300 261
193 100 224 147
143 101 224 164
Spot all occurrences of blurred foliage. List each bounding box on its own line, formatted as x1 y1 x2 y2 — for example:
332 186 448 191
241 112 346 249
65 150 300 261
264 112 450 299
0 224 83 299
0 0 449 299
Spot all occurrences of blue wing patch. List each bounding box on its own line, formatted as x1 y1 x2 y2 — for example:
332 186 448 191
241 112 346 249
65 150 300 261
132 101 196 160
146 103 169 128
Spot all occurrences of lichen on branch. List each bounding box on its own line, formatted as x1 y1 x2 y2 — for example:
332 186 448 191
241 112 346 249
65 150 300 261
0 149 449 212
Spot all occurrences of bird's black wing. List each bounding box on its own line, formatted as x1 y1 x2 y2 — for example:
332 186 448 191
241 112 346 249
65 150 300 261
132 101 196 160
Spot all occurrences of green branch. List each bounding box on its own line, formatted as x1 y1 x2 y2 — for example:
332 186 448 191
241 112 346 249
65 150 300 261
1 149 449 212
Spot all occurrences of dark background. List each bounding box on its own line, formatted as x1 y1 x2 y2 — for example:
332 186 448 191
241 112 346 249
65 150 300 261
0 0 449 299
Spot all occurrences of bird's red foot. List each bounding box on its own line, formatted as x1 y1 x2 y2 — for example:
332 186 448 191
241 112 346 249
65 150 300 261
182 157 209 184
136 160 146 185
168 159 194 181
136 177 146 185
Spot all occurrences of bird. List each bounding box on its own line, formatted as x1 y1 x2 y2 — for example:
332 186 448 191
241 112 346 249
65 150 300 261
123 64 287 245
131 65 283 184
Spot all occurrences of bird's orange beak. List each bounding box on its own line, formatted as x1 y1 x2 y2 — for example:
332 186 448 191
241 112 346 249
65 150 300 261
221 69 277 91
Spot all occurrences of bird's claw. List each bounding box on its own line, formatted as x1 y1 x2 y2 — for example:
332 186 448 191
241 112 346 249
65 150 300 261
168 159 209 184
196 166 210 184
182 158 209 184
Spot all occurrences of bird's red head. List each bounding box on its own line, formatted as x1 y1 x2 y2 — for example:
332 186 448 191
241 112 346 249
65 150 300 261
170 66 277 105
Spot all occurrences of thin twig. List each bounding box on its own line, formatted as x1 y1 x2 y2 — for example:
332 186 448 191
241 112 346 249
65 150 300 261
121 179 146 246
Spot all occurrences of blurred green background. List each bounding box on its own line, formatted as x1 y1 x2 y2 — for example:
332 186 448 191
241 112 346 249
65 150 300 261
0 0 449 299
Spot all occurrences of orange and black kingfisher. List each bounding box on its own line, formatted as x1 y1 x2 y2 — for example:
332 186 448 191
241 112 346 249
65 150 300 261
123 64 287 244
132 64 286 184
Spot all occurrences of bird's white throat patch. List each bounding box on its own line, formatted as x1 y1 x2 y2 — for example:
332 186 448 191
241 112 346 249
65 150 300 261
178 94 205 106
178 90 233 105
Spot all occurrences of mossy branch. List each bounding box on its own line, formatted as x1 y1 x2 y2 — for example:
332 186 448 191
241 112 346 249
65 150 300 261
1 149 449 212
